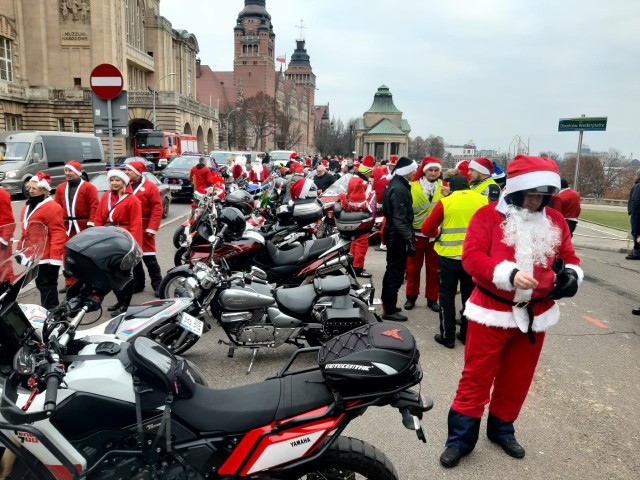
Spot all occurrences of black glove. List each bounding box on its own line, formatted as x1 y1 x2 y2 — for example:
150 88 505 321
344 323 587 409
550 268 579 299
0 242 6 251
407 243 417 257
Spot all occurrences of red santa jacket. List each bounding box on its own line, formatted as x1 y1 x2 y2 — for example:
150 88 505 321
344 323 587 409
189 165 213 194
94 189 144 248
372 167 389 208
232 163 246 181
248 164 269 183
20 198 67 266
0 187 15 247
132 177 163 254
462 204 582 333
550 188 581 220
54 180 99 235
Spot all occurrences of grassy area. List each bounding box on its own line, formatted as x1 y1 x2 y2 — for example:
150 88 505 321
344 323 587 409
580 209 629 231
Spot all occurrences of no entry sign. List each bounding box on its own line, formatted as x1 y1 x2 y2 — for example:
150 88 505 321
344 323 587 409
90 63 123 100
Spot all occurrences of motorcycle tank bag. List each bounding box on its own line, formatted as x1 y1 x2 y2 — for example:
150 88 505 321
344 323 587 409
334 210 375 239
291 198 323 226
318 323 421 396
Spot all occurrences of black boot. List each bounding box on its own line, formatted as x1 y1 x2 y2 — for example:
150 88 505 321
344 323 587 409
440 408 481 467
144 255 163 297
487 412 525 459
404 296 417 310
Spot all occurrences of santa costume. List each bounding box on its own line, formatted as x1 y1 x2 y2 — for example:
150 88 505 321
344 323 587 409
0 187 15 283
20 172 67 310
372 155 398 250
249 158 269 184
440 155 583 468
405 157 443 310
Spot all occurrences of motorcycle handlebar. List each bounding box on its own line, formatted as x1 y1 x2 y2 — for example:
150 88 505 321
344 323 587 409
43 369 62 412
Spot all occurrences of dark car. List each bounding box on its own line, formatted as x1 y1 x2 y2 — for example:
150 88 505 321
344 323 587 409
157 154 211 199
113 155 156 173
90 171 172 218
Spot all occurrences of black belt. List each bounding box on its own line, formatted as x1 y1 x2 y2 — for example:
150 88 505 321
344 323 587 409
105 222 121 227
476 285 543 344
64 217 89 221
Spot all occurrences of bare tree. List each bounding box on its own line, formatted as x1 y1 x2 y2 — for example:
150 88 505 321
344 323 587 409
243 92 276 151
600 148 635 194
425 135 445 159
539 151 562 164
275 109 302 150
560 155 605 197
409 136 427 159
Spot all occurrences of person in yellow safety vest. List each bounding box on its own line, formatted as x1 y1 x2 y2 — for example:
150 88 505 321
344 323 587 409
421 175 488 348
468 157 501 203
405 157 444 312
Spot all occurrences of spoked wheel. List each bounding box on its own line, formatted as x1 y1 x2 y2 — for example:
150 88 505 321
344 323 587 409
151 324 200 355
281 436 398 480
173 225 186 248
159 271 199 299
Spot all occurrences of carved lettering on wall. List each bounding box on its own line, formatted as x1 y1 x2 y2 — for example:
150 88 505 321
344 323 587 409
59 0 91 25
60 28 90 46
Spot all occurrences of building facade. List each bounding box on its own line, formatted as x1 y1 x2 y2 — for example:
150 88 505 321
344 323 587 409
354 85 411 161
0 0 218 156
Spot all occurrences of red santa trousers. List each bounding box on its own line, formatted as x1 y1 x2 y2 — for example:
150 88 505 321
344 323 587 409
349 234 369 269
452 321 545 422
405 235 439 300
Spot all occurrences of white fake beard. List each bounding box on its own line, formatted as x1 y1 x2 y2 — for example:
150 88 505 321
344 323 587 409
251 164 263 180
502 204 561 275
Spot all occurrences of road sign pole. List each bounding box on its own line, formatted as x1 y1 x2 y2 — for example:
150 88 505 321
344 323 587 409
572 114 586 193
107 99 114 168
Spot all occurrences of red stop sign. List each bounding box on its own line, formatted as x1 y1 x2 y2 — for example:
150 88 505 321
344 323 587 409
90 63 123 100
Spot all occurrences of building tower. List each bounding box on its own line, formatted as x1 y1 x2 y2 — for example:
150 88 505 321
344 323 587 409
233 0 276 102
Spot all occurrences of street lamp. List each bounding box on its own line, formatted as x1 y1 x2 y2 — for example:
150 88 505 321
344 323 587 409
226 107 241 149
151 72 177 129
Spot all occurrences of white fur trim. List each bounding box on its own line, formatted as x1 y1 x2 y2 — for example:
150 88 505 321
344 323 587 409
423 162 441 172
565 264 584 285
107 169 130 185
394 161 417 177
0 238 9 246
125 164 142 177
39 259 63 266
64 164 82 176
469 160 490 175
300 179 313 198
464 300 560 332
146 229 157 235
493 260 518 291
87 222 94 227
506 170 560 194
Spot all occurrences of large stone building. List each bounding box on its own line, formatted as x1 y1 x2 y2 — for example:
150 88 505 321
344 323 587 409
354 85 411 160
0 0 218 156
196 0 325 154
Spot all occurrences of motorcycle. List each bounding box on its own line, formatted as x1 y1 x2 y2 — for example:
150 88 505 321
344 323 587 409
1 283 431 480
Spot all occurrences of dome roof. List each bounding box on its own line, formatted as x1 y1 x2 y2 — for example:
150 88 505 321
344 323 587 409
237 0 271 21
289 40 311 67
366 85 401 113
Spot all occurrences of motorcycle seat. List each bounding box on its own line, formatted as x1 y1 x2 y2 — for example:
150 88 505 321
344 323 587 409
313 275 351 296
274 283 317 316
266 236 336 267
171 371 333 434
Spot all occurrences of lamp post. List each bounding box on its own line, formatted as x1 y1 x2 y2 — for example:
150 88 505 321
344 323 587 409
226 107 241 149
151 72 177 129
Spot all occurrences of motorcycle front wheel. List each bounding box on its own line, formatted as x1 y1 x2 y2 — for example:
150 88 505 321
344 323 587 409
279 436 398 480
174 247 189 266
159 271 199 300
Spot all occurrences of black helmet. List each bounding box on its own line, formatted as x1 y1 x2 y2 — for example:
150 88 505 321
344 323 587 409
218 207 246 241
64 227 142 291
225 189 254 215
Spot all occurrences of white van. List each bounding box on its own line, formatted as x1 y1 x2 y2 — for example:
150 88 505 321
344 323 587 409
0 131 105 197
268 150 296 167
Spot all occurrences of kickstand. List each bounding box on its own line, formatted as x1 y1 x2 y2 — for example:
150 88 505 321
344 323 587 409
246 348 259 375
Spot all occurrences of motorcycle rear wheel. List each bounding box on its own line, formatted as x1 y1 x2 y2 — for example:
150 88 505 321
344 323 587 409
279 436 398 480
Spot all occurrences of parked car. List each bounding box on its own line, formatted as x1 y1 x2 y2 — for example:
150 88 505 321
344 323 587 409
157 153 211 200
114 155 156 173
269 150 297 167
90 170 172 218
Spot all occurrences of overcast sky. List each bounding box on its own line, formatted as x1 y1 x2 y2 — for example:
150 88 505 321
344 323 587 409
161 0 639 159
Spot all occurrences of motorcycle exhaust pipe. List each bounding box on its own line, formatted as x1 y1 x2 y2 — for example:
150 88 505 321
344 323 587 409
221 312 253 323
316 255 351 276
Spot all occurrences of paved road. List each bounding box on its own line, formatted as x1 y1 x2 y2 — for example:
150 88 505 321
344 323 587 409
14 207 640 480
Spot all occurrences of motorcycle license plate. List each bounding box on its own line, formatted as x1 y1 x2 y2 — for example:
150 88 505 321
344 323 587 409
179 313 204 336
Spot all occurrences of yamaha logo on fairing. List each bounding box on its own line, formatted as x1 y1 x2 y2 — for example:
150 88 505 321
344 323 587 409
290 437 311 447
325 363 373 371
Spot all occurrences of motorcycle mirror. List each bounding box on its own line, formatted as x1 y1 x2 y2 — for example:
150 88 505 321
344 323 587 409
13 346 37 376
220 256 231 272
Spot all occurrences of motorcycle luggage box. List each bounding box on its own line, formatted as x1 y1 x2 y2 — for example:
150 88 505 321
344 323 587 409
334 210 375 239
292 198 323 227
321 306 368 338
318 323 421 396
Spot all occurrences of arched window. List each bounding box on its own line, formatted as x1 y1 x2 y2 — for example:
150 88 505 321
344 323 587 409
125 0 145 50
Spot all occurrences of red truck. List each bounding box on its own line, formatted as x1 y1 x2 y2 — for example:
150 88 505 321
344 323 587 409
133 129 198 169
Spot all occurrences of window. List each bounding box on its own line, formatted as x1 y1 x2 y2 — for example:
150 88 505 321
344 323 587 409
74 77 81 87
125 0 145 50
186 68 192 97
0 37 13 82
5 114 21 130
72 120 80 133
58 119 65 132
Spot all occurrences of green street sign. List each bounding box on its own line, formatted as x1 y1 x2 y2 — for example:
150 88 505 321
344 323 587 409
558 117 607 132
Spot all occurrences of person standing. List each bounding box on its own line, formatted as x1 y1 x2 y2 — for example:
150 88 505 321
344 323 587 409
19 173 67 310
341 155 376 278
94 169 143 316
439 156 582 468
626 169 640 260
405 157 444 312
313 164 335 194
0 186 15 283
54 160 99 293
190 156 213 194
249 156 269 184
468 157 501 202
380 157 417 322
125 162 163 297
421 176 488 348
550 178 581 237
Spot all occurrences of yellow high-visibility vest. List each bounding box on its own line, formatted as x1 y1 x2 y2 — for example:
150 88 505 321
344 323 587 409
410 179 443 230
435 190 488 257
471 177 499 197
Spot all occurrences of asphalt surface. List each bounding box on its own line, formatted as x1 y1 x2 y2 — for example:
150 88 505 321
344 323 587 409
12 201 640 480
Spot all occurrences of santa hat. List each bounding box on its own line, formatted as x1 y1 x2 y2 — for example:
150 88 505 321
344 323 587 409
289 152 298 160
108 169 130 186
289 178 315 201
468 157 494 175
348 180 369 205
321 159 329 167
505 155 560 194
393 157 418 177
290 161 304 174
491 161 506 181
64 160 82 177
456 160 470 180
358 155 375 174
413 156 442 181
34 172 52 191
125 161 146 177
388 155 399 165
